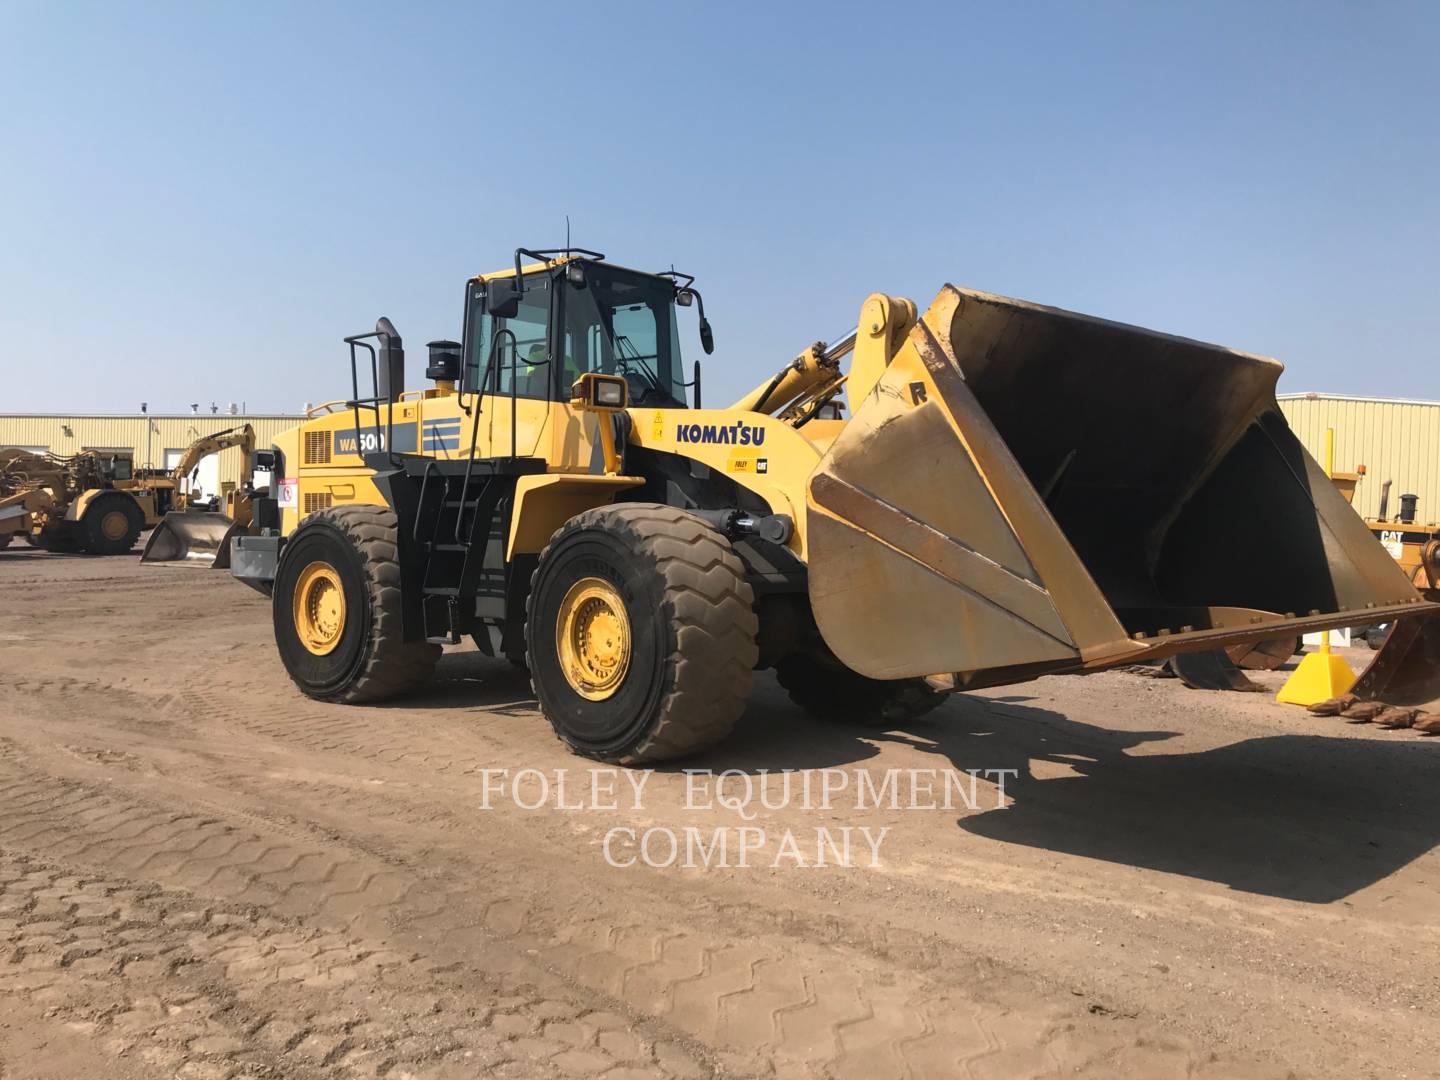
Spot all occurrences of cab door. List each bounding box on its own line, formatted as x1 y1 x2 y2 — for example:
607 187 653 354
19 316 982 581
462 272 560 462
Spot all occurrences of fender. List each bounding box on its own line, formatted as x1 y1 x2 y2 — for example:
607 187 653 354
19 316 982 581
66 487 108 522
507 473 645 559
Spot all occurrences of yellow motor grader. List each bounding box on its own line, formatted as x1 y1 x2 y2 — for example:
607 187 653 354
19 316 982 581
225 247 1439 762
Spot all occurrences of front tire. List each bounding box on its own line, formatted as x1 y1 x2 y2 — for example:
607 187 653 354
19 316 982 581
273 505 439 703
81 494 143 554
527 504 758 763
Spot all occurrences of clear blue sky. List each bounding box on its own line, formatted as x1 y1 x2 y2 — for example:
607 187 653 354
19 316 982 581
2 1 1435 414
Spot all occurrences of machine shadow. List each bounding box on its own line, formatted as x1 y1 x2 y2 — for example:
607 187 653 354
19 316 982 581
384 650 539 712
707 681 1440 904
0 550 104 562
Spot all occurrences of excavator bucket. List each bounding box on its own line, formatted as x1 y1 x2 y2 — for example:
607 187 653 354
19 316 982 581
141 512 242 568
805 286 1440 686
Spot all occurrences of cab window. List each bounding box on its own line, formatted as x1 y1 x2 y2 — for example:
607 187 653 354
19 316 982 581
465 274 553 400
561 267 687 406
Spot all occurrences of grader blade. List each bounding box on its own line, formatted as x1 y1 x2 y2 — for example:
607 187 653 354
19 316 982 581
141 512 242 568
805 285 1439 685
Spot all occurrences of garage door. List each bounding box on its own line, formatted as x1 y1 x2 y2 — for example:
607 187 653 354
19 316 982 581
163 448 220 500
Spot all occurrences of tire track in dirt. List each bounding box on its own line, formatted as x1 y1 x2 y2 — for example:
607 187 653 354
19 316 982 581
19 681 1287 1079
4 665 1290 1079
0 849 712 1079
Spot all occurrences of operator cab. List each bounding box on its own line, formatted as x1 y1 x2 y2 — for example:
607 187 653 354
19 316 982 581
462 250 709 409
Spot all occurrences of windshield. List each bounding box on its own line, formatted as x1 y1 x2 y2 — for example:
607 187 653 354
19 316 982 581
561 266 687 406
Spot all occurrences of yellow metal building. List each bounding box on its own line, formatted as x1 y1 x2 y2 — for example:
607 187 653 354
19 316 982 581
1279 393 1440 524
0 412 300 494
5 397 1434 526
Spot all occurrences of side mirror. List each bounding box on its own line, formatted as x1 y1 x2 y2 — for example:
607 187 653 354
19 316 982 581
675 288 695 308
699 318 715 355
486 279 522 319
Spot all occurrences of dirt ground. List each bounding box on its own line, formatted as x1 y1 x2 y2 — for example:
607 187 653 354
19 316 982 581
0 546 1436 1080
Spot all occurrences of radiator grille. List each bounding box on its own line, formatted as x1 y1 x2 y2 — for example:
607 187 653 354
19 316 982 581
303 430 331 464
303 491 333 514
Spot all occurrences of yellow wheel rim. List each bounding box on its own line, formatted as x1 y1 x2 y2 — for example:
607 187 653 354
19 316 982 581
293 561 347 656
100 509 129 541
556 576 631 700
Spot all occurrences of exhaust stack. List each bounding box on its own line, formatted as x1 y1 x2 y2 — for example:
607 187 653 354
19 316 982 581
375 317 405 404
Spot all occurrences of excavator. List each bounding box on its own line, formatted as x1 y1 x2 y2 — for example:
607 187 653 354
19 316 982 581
140 423 259 566
216 247 1440 762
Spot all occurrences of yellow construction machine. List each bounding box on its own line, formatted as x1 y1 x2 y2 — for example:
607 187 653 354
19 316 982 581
0 447 156 554
141 423 258 566
1 424 258 558
225 247 1440 762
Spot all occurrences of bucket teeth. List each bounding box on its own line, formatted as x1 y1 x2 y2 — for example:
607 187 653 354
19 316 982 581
1413 713 1440 735
1339 700 1388 722
1307 694 1357 716
1373 707 1419 729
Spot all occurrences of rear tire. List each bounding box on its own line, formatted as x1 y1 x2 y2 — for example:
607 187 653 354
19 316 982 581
777 650 947 727
273 505 440 703
81 494 143 554
527 503 757 763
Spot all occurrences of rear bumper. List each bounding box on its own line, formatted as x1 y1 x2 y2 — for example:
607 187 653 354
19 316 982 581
230 533 284 596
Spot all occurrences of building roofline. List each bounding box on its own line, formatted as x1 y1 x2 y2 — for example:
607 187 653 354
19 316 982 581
0 413 302 420
1278 393 1440 408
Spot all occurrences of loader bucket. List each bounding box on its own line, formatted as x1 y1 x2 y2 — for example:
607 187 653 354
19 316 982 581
141 512 242 568
1344 594 1440 707
806 286 1439 684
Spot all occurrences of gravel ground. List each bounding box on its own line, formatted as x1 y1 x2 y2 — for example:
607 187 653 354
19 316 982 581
0 545 1435 1079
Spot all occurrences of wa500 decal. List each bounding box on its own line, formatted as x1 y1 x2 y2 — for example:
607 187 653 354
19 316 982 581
334 425 418 456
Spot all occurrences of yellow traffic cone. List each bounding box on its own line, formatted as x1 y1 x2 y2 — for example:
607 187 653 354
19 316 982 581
1277 426 1357 707
1276 635 1356 706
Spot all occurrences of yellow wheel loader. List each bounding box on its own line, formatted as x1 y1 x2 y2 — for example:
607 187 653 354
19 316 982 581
228 247 1440 762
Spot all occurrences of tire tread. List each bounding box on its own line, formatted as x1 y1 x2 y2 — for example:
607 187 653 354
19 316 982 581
528 502 758 763
295 506 439 704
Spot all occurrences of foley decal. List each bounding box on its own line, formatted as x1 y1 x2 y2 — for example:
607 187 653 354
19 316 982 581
676 421 766 447
726 456 768 475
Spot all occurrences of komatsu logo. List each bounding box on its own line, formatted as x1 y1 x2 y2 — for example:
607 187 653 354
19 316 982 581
676 422 767 447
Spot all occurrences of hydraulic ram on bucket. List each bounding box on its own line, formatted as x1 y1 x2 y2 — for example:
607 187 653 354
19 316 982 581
806 285 1438 686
